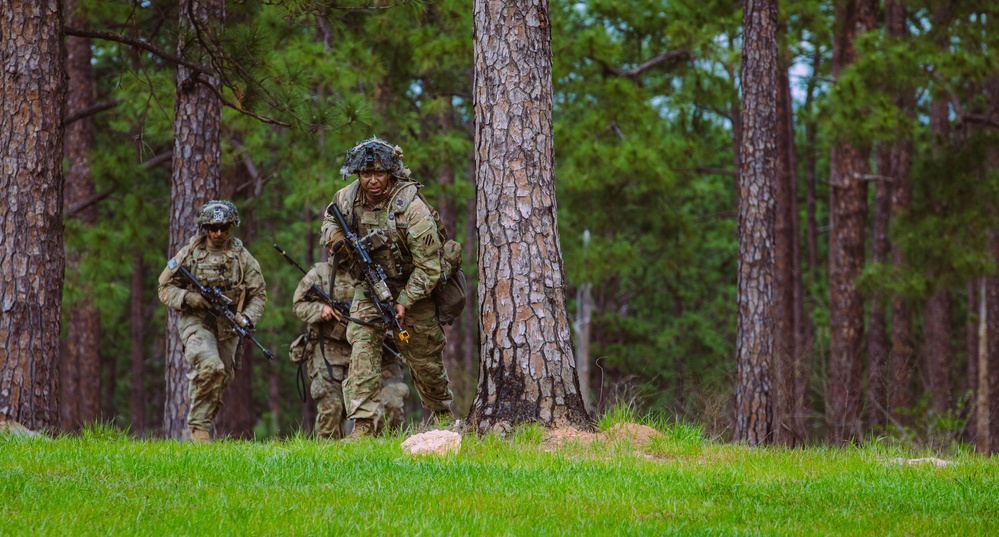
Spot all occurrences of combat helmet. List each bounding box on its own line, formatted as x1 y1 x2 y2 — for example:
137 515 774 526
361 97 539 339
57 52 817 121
196 199 240 228
339 137 411 179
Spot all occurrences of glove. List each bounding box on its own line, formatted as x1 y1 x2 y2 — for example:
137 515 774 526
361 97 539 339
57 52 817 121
235 313 254 330
184 292 210 310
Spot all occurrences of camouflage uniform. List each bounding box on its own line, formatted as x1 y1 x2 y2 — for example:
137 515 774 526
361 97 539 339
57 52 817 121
292 259 410 437
321 178 454 424
157 202 267 438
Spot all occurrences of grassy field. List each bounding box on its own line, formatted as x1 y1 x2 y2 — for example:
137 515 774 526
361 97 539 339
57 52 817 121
2 419 998 536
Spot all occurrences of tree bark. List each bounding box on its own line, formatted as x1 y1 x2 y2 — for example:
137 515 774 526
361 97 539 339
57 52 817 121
922 41 953 418
468 0 590 433
867 146 892 429
797 46 821 440
163 0 225 440
61 0 102 432
774 38 802 445
990 276 999 454
826 0 877 444
984 76 999 453
0 0 67 431
803 46 821 280
461 157 479 394
129 252 147 436
886 0 916 425
966 280 978 443
734 0 777 446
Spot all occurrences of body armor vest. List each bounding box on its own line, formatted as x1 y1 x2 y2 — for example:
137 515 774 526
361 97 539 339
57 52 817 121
188 238 248 312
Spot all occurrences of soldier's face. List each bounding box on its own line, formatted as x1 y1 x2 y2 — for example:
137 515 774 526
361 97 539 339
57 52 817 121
359 169 392 202
205 224 230 248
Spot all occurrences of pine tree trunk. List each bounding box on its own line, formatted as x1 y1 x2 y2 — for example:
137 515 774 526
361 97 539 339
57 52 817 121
826 0 876 445
797 48 821 440
734 0 777 446
872 5 912 430
867 147 892 429
922 67 953 417
217 350 254 438
268 363 280 435
966 280 978 443
129 252 147 436
0 0 66 431
469 0 590 433
101 343 117 420
984 268 999 453
984 76 999 453
164 0 225 439
462 152 479 379
883 0 915 425
803 47 821 280
888 132 915 425
773 47 798 446
60 0 102 431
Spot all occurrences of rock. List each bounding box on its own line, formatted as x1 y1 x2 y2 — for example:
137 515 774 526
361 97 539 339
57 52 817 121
889 457 954 467
0 418 43 438
401 430 462 456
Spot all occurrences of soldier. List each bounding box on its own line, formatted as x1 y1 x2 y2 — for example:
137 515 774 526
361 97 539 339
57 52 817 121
321 137 454 438
158 200 268 443
292 253 410 438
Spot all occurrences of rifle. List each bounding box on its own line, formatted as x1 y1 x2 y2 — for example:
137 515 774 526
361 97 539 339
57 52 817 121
327 204 410 343
273 243 403 359
169 259 276 362
273 244 352 318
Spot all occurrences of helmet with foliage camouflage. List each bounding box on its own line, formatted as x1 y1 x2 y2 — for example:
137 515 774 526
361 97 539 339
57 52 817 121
339 137 411 179
196 199 240 228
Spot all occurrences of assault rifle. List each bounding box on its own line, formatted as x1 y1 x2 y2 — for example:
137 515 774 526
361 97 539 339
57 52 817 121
170 260 275 362
273 243 403 359
327 204 410 343
273 244 352 318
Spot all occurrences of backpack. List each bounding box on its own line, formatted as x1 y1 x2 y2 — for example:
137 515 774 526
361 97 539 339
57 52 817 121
433 236 466 326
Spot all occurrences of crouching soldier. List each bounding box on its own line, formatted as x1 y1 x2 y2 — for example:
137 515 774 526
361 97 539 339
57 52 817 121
292 252 410 438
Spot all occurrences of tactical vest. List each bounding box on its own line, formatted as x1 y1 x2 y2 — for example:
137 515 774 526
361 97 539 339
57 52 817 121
309 261 349 343
182 236 250 313
336 180 438 282
335 179 465 323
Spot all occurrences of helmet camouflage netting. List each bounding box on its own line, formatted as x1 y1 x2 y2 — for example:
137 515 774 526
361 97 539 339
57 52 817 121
339 137 411 179
196 199 241 227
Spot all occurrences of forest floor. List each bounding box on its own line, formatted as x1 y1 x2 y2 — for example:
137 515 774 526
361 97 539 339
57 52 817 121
2 418 998 535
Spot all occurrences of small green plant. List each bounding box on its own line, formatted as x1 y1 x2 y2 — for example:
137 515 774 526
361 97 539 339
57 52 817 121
596 402 640 431
510 422 545 446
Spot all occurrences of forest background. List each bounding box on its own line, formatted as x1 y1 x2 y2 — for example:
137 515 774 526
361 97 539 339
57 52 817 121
25 0 999 451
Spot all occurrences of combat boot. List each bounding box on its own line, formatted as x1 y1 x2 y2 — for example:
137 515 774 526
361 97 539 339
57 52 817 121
189 429 211 443
346 419 375 441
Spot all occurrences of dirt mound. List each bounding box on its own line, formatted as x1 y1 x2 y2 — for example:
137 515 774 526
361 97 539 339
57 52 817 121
541 427 600 449
540 422 662 452
601 422 662 447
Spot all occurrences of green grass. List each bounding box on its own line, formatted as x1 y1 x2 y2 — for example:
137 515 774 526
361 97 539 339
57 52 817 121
2 422 998 536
